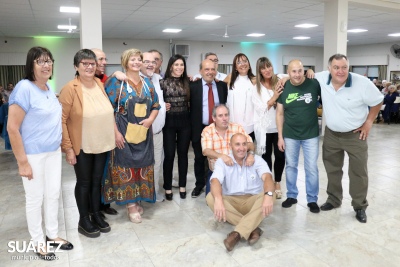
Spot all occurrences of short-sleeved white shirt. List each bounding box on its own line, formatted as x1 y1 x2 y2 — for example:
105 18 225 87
315 71 383 132
211 154 271 196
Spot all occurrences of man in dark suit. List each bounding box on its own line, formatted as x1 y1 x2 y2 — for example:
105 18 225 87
190 60 228 198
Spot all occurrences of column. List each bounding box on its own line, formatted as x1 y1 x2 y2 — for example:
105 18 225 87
80 0 102 49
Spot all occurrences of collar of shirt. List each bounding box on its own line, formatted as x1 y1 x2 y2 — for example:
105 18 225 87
202 79 216 87
327 73 353 87
230 153 247 167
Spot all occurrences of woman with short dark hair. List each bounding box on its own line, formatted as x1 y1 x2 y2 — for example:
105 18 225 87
59 49 116 237
8 46 73 260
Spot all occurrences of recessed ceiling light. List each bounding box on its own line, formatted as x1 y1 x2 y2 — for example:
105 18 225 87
247 33 265 37
163 29 182 33
388 33 400 37
60 6 80 13
58 25 77 30
295 23 318 28
195 14 220 20
347 29 368 33
293 36 310 40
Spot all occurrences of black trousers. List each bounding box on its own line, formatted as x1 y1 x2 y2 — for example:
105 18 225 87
192 140 209 189
74 150 107 218
262 132 285 182
163 125 191 190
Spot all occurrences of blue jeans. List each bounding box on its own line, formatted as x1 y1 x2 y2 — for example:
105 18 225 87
205 170 213 196
284 137 319 203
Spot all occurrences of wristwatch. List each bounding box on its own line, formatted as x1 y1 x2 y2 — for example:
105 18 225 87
248 150 255 155
264 191 273 197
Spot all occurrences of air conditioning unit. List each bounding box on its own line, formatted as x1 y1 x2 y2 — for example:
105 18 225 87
173 44 190 57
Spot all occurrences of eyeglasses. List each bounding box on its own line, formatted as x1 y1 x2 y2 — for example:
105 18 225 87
209 58 219 63
80 62 96 68
154 58 161 62
97 57 108 62
143 60 157 65
35 59 54 66
237 60 248 65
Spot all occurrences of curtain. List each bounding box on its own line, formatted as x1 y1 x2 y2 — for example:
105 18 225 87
218 64 232 75
0 65 25 87
378 65 387 81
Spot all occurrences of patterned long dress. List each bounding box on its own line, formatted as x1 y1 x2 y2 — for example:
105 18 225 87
103 76 160 205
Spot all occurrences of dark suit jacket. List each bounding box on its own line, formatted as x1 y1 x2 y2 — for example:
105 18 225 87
190 79 228 143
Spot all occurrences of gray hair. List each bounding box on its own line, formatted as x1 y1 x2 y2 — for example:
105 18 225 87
204 52 217 59
148 49 163 61
328 54 348 66
212 104 230 117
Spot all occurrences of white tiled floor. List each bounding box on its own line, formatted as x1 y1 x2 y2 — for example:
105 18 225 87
1 123 400 267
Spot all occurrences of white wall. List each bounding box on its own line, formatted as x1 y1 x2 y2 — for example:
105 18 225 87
0 37 326 92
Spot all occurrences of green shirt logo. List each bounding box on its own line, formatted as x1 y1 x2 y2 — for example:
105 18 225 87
286 93 299 104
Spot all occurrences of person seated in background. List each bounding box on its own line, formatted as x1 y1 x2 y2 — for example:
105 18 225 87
206 133 274 252
382 84 399 124
381 81 391 95
201 104 255 195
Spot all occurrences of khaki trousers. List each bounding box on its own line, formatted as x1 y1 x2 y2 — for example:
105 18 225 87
206 192 267 240
322 127 369 210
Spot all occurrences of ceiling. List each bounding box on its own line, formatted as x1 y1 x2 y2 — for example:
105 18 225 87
1 0 400 46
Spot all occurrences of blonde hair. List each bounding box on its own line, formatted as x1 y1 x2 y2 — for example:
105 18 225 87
120 48 143 71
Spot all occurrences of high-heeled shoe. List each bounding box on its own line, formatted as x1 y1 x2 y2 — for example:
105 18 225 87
165 191 173 201
126 203 142 223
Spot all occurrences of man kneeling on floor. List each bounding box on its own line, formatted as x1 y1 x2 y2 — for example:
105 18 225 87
206 133 275 251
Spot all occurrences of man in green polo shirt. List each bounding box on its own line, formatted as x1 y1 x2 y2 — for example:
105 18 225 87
276 59 321 213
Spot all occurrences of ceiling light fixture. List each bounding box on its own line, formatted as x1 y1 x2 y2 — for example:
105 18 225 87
58 25 77 30
247 33 265 37
295 23 318 28
293 36 310 40
347 29 368 33
195 14 220 20
163 29 182 33
388 33 400 37
60 6 80 13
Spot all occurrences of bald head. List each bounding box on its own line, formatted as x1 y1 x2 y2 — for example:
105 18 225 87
200 59 216 83
230 133 248 160
287 59 305 86
91 48 107 75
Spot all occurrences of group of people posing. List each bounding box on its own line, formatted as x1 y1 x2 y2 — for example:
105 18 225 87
7 46 383 257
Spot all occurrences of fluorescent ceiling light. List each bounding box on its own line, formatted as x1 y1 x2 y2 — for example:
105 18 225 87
295 23 318 28
388 33 400 37
195 14 220 20
60 6 80 13
58 25 77 30
247 33 265 37
293 36 310 40
163 29 182 33
347 29 368 33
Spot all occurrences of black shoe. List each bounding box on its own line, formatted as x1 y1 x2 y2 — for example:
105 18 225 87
90 211 106 219
46 236 74 250
282 198 297 208
191 187 204 198
103 206 118 215
78 216 100 238
92 212 111 233
320 202 336 211
180 191 187 199
165 192 173 201
307 202 320 213
355 209 367 223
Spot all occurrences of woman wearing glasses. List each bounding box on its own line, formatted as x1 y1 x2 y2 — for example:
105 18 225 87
104 48 160 223
59 49 116 237
224 53 256 139
252 57 285 198
8 47 73 260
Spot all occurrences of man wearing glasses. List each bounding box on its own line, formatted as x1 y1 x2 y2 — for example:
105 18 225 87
193 52 227 81
148 49 164 78
140 52 166 202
